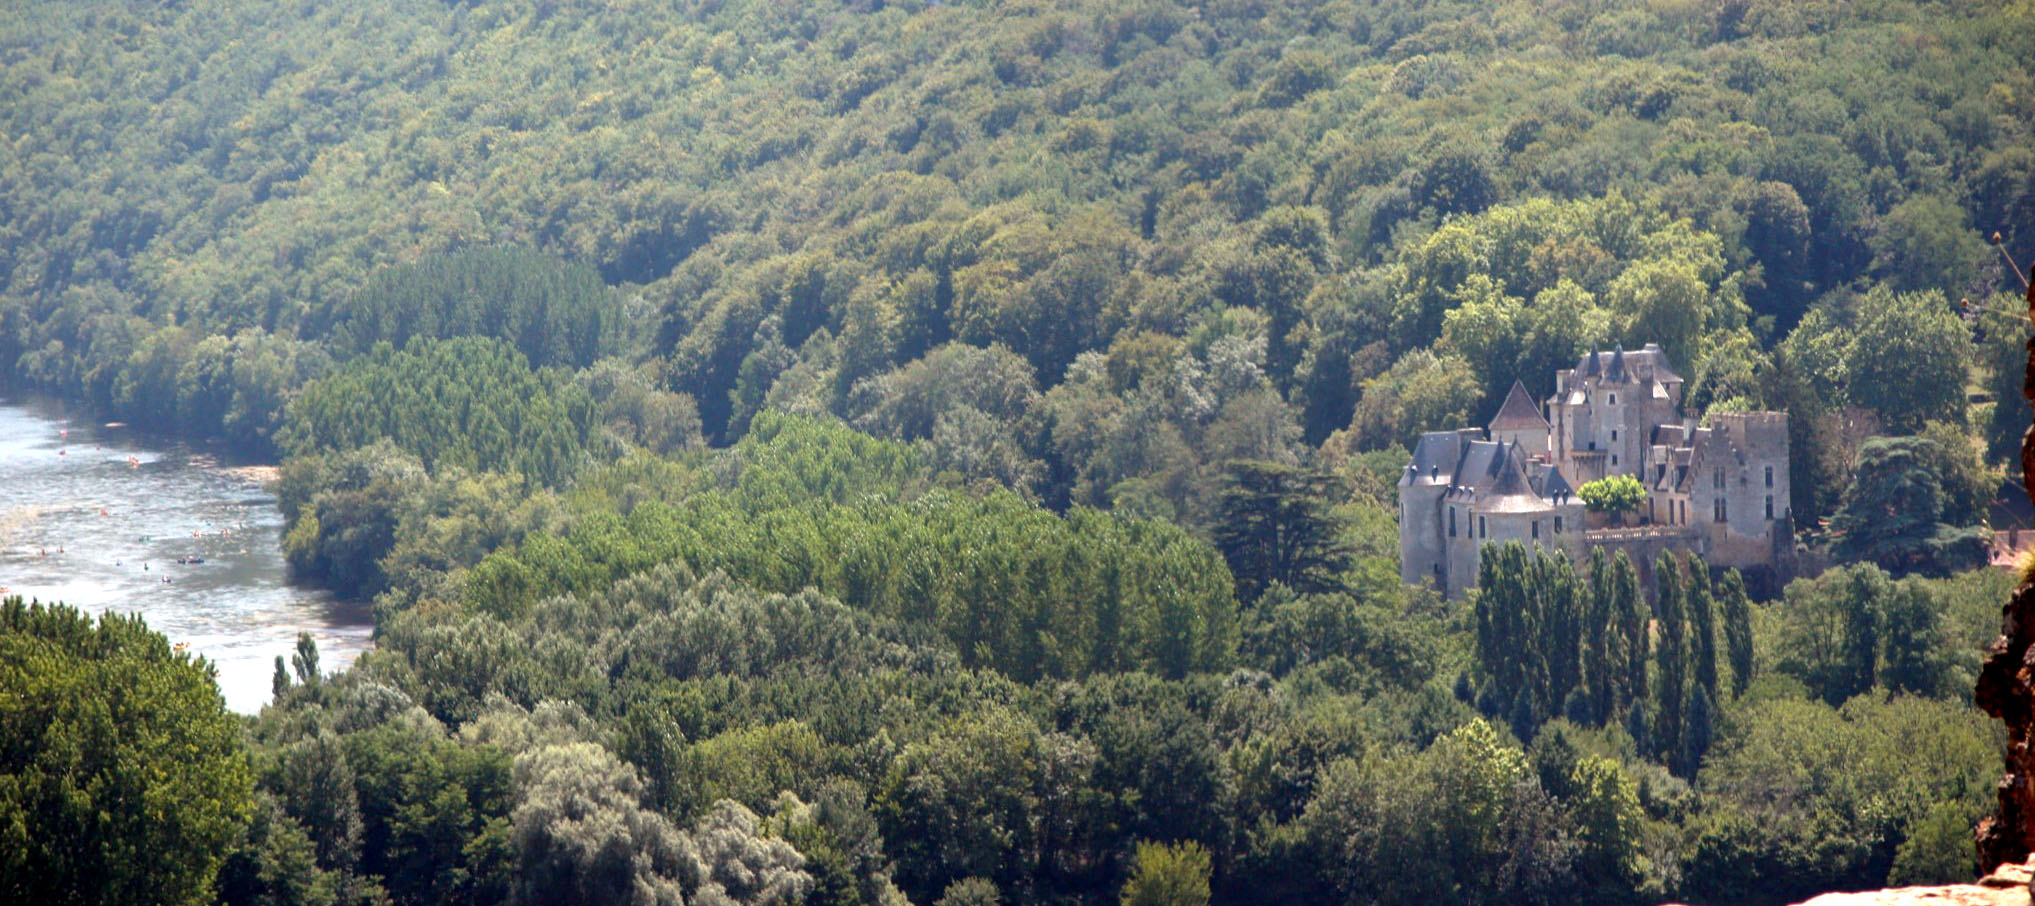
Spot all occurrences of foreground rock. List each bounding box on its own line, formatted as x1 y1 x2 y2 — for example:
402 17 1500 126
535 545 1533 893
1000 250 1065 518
1781 860 2032 906
1978 269 2035 871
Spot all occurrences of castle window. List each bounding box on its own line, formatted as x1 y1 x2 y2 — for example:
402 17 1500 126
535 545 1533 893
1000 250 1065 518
1714 467 1725 489
1479 516 1487 539
1449 507 1457 538
1609 393 1617 405
1532 520 1540 540
1766 495 1774 519
1714 498 1727 522
1611 455 1618 466
1554 516 1564 533
1611 430 1618 442
1765 466 1774 488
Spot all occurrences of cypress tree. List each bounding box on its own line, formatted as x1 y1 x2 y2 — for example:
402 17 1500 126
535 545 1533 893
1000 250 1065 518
1721 569 1755 697
1653 553 1687 769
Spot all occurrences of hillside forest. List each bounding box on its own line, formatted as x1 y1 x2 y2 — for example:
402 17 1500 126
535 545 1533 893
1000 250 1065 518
2 1 2033 905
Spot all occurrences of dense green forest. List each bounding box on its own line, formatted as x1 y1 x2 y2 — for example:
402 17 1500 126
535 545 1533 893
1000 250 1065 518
2 0 2032 903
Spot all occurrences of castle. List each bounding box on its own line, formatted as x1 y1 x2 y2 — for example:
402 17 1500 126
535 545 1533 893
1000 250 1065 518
1398 343 1792 597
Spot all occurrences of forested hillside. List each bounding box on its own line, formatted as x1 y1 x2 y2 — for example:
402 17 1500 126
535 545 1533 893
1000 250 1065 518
1 0 2031 904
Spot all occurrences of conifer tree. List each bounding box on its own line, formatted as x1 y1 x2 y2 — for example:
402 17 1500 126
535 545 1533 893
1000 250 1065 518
1212 460 1351 602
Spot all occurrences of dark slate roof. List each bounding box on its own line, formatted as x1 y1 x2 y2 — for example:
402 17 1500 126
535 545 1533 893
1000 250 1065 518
1570 343 1685 387
1402 431 1469 487
1488 380 1550 431
1481 442 1554 513
1532 462 1576 502
1452 439 1506 492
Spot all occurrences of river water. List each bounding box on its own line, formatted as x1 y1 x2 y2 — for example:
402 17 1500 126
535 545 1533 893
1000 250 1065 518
0 397 372 713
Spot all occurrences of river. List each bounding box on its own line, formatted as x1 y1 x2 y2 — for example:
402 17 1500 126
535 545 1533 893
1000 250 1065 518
0 396 372 713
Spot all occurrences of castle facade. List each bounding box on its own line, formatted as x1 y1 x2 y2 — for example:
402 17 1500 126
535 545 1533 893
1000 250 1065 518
1398 343 1792 597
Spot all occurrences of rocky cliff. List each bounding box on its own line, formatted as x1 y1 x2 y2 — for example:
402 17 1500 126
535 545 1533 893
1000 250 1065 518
1784 859 2032 906
1977 267 2035 872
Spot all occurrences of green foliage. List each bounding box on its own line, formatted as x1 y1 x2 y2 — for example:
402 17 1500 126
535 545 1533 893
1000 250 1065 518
1342 348 1483 452
460 417 1237 681
1841 288 1973 434
1691 694 2000 904
1773 563 1958 705
1211 460 1352 602
1577 475 1647 518
307 246 624 370
1298 719 1575 906
1830 436 1989 577
2 2 2028 905
280 337 596 486
0 599 253 906
1119 841 1211 906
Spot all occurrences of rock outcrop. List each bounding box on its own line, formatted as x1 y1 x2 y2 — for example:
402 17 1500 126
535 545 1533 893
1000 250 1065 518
1977 267 2035 872
1784 859 2033 906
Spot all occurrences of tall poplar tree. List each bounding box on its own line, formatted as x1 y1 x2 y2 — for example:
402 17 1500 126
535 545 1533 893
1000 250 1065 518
1584 548 1617 725
1653 554 1688 771
1687 557 1720 704
1612 552 1647 722
1720 569 1756 697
